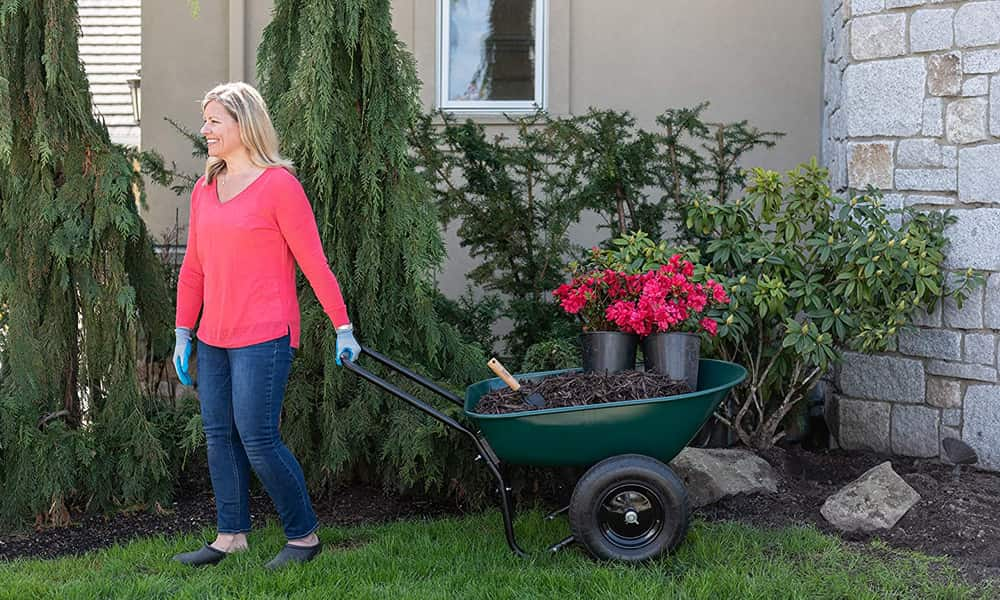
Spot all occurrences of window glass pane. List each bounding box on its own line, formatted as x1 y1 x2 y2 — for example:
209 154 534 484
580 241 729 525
448 0 535 102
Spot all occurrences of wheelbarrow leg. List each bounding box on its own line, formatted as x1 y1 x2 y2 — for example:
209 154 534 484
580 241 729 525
547 535 576 553
481 454 527 557
496 483 527 557
544 505 569 521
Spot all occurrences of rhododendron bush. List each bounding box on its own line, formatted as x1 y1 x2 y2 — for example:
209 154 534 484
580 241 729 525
676 161 982 449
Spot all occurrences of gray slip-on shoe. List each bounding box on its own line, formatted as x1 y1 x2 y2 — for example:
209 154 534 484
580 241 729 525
172 543 228 567
263 542 322 570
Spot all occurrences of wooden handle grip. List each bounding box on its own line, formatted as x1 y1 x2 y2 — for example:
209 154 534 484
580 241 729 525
487 357 521 391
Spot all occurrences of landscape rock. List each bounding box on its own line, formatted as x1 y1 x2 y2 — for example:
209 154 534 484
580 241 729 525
670 448 778 508
820 461 921 532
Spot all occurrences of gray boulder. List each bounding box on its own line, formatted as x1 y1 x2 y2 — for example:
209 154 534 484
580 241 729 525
669 447 779 508
820 461 920 532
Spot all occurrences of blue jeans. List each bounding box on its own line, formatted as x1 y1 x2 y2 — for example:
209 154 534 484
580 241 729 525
197 333 319 539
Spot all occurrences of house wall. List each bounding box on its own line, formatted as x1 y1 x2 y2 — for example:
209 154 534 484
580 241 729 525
823 0 1000 470
141 0 822 288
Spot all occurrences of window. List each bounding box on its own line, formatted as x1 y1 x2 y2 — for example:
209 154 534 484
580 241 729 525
438 0 547 112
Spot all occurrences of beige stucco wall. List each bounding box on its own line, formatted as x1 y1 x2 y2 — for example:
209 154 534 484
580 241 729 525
140 0 270 241
142 0 821 292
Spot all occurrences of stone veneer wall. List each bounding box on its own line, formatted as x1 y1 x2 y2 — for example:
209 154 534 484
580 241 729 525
823 0 1000 470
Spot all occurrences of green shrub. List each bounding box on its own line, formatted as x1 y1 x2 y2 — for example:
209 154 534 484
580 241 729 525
678 160 983 449
432 286 503 356
0 1 178 528
521 337 581 372
411 111 582 365
547 109 663 237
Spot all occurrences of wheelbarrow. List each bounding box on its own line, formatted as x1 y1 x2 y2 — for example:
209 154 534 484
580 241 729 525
342 345 746 562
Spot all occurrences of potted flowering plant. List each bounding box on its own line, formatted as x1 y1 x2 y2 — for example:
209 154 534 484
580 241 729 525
553 268 643 373
604 254 731 389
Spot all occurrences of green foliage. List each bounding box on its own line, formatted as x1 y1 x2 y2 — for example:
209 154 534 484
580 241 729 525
520 337 581 372
678 160 983 449
580 230 700 275
411 111 580 362
432 286 503 356
257 0 489 501
411 104 780 366
656 102 783 241
548 109 662 236
0 0 176 528
130 117 204 199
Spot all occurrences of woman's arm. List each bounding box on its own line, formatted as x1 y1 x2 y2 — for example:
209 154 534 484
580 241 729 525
274 177 350 328
175 189 205 329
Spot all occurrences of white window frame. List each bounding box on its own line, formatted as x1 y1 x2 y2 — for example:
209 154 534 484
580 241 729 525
436 0 548 113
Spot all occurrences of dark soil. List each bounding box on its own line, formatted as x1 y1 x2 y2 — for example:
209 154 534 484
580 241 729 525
475 370 690 414
3 445 999 585
697 445 1000 583
0 482 459 562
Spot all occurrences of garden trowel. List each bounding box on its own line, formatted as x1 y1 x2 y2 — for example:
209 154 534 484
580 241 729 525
487 357 546 409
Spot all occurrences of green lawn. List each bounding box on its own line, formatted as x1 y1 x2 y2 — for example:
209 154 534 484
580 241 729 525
0 510 992 599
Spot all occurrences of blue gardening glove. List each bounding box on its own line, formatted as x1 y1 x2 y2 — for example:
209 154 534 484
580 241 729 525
173 327 193 385
335 324 361 366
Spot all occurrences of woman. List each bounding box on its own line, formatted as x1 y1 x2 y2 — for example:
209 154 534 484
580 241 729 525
171 82 360 570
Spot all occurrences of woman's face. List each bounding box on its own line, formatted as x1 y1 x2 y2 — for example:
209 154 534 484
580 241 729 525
200 100 243 162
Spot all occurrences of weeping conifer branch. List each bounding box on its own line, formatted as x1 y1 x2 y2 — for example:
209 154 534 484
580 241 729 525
0 0 173 528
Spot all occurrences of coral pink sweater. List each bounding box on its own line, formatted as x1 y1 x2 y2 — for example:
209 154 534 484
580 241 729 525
176 167 349 348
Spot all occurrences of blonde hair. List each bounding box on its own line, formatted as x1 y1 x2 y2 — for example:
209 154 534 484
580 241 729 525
200 82 295 184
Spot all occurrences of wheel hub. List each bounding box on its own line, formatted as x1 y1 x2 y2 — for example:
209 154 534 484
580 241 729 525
597 483 664 549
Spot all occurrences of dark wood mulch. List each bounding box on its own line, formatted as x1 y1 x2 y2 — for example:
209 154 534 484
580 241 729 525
474 370 691 414
0 480 461 562
697 444 1000 584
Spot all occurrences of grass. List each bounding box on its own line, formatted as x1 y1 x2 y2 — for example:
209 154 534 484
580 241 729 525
0 510 993 600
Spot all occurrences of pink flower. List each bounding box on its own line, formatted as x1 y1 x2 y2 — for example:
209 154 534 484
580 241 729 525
626 274 644 294
605 301 633 327
712 282 730 304
553 283 572 300
560 291 586 314
554 256 739 338
700 317 719 336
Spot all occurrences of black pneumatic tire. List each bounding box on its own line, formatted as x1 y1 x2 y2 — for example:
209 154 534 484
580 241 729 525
569 454 690 562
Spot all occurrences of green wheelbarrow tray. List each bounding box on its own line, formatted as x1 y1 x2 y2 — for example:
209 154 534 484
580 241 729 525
464 359 747 467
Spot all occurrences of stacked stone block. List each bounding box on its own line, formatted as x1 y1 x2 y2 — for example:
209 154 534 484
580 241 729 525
823 0 1000 470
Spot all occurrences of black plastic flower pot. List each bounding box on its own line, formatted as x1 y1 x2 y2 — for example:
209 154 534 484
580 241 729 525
642 332 700 390
580 332 639 374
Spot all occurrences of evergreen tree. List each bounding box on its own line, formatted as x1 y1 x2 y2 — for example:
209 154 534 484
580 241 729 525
257 0 487 496
410 111 581 365
0 1 174 528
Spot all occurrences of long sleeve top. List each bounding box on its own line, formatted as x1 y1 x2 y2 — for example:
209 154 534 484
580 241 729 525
175 166 349 348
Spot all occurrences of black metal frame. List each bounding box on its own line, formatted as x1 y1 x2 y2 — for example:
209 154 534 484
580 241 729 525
341 345 527 556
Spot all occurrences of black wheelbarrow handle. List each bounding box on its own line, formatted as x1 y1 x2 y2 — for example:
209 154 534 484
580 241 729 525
346 345 465 407
340 345 527 557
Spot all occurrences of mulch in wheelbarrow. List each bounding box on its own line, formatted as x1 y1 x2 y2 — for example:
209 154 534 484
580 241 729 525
475 370 690 415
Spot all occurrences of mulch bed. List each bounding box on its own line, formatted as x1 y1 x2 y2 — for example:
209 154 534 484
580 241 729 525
3 444 999 585
697 445 1000 583
0 480 459 562
475 370 690 414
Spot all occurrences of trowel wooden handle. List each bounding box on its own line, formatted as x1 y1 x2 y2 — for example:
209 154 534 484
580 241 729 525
487 358 521 392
